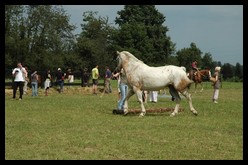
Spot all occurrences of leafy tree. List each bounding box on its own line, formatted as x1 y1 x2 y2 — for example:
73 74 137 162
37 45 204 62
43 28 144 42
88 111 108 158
24 5 76 71
5 5 25 68
202 52 214 69
176 42 202 71
234 62 243 80
221 63 234 80
5 5 77 73
76 11 117 74
113 5 175 66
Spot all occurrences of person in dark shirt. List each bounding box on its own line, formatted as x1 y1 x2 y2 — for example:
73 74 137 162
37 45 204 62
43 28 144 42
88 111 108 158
56 68 64 93
104 66 112 93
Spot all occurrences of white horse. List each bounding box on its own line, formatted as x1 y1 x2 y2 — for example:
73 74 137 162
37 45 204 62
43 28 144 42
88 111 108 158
115 51 198 117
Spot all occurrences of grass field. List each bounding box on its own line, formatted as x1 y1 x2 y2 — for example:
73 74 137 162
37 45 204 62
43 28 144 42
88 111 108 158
5 81 243 160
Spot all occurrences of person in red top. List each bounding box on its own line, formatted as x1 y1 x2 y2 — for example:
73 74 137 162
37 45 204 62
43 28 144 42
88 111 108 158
192 61 198 71
191 60 199 77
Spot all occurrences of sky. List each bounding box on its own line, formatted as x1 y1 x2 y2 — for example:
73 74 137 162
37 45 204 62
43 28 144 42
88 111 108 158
62 5 243 66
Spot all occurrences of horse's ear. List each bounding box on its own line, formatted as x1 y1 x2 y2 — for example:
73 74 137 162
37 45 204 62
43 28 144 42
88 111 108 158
116 51 120 54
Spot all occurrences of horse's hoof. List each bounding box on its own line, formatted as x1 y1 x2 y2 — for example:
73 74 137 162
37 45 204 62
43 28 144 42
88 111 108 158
191 110 198 116
123 111 128 116
170 113 175 117
193 112 198 116
139 113 145 117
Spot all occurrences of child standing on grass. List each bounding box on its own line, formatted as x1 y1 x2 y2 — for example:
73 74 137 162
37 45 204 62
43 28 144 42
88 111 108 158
212 66 221 103
44 69 52 96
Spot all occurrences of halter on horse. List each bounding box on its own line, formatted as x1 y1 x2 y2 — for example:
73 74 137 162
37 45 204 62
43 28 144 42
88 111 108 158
115 51 198 117
188 69 211 92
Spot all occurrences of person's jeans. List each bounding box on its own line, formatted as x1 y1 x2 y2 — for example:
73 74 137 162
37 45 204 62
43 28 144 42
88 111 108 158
118 83 128 110
57 80 64 93
31 82 38 96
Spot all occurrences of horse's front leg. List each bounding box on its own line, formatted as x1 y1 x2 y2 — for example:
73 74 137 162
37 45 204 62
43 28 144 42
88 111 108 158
200 83 203 92
133 87 146 117
123 88 134 115
194 83 197 93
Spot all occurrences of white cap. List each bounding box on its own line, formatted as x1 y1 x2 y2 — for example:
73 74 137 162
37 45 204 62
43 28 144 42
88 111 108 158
58 68 61 71
215 66 221 71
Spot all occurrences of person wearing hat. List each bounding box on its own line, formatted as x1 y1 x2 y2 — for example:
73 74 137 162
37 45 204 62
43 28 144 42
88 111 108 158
82 68 90 87
56 68 65 93
211 66 221 103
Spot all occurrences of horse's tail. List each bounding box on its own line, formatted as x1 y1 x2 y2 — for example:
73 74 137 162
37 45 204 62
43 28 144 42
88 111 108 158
187 80 194 89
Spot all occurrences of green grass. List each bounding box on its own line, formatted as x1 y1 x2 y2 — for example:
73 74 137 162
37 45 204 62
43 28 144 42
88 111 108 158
5 81 243 160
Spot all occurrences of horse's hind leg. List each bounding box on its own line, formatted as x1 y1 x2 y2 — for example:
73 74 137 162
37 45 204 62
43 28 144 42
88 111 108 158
181 90 198 116
169 86 181 117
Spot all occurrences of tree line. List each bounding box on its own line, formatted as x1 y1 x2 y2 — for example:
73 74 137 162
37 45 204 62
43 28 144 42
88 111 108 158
5 5 243 82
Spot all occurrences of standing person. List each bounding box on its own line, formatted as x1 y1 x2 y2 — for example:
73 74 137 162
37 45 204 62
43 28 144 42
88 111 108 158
113 70 121 101
31 70 39 96
23 66 29 94
82 68 90 87
191 60 199 79
91 65 99 95
212 66 221 103
104 66 112 94
44 69 52 96
67 69 74 83
113 68 128 113
12 62 27 100
149 91 158 103
66 68 74 88
56 68 64 93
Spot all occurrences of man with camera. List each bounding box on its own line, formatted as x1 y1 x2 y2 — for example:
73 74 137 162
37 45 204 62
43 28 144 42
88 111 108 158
12 62 27 100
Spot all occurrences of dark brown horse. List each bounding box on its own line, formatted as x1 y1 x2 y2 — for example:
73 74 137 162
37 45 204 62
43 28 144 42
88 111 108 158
188 69 211 92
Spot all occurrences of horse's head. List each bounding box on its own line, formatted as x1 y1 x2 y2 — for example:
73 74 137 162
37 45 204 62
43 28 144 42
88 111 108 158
198 69 212 81
115 51 143 73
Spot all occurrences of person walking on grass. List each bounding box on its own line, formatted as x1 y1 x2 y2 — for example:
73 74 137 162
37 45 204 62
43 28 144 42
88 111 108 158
104 66 112 94
44 69 52 96
23 66 29 94
212 66 221 103
113 68 128 113
12 62 27 100
92 65 99 95
31 70 39 97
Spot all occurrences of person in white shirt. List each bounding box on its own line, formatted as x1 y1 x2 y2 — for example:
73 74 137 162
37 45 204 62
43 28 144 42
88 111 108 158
150 91 158 103
23 66 29 94
12 62 27 100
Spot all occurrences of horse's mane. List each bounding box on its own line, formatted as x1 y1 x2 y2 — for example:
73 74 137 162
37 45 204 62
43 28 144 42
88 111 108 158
121 51 144 64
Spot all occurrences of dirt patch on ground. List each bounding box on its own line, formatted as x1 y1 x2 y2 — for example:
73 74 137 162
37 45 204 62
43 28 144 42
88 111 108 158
113 108 184 115
5 86 115 96
127 108 184 114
